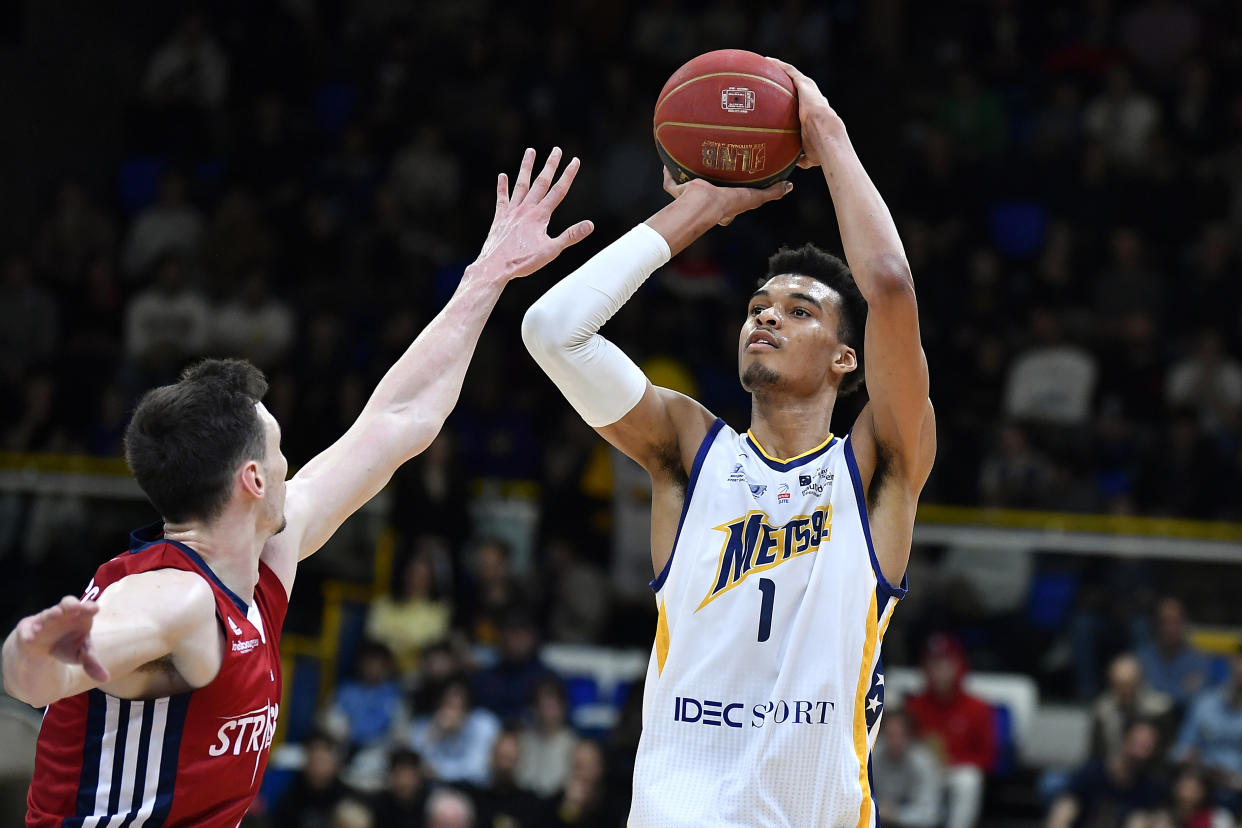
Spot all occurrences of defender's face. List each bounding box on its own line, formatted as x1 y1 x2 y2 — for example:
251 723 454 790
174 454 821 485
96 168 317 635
739 274 850 394
256 403 288 534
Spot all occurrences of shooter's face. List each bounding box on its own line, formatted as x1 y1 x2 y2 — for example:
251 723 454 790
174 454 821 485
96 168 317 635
738 274 854 395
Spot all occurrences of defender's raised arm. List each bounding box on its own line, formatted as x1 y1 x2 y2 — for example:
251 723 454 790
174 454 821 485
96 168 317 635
264 147 593 590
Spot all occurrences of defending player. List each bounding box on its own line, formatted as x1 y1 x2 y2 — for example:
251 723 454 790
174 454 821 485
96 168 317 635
2 148 592 827
523 61 935 827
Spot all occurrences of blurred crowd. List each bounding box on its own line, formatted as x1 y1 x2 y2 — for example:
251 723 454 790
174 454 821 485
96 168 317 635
3 0 1242 826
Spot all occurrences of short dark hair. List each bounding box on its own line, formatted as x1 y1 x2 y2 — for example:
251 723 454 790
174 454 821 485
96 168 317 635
124 358 269 523
764 243 868 395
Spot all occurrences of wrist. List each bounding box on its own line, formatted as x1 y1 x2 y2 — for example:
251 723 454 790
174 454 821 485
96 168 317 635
803 110 847 155
460 261 510 293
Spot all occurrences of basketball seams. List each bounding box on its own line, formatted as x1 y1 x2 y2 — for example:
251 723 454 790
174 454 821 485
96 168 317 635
655 121 800 135
655 71 795 111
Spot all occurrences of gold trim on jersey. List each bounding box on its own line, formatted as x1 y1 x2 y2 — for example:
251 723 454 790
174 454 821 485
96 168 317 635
852 590 880 828
656 599 671 676
746 430 835 464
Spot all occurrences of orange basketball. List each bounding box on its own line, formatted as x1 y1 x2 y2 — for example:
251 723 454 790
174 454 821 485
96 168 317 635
654 49 801 188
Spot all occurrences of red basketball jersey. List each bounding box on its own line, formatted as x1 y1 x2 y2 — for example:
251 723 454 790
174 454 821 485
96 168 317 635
27 523 289 828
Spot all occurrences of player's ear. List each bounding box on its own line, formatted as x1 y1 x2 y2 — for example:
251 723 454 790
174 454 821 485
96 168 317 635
832 345 857 379
239 460 264 499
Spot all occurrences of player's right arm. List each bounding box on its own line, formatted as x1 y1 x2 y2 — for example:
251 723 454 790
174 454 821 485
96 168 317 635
522 173 790 576
522 172 791 471
1 570 218 708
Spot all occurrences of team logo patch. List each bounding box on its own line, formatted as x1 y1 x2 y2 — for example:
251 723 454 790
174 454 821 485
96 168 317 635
777 483 791 503
748 484 768 501
227 616 244 636
698 506 833 611
800 467 833 497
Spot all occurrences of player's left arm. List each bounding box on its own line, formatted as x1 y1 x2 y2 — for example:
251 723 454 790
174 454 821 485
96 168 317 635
774 60 935 582
261 148 593 594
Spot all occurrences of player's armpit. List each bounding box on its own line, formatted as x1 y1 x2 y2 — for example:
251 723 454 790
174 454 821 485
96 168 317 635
4 570 219 707
595 384 716 479
90 570 221 699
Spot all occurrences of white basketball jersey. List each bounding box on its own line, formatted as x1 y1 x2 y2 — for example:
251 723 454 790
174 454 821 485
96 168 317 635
630 419 907 828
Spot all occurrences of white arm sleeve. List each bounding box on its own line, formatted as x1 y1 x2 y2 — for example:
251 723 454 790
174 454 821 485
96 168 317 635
521 223 671 427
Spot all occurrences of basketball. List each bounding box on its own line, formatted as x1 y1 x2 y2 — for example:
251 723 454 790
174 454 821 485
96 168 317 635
654 49 801 188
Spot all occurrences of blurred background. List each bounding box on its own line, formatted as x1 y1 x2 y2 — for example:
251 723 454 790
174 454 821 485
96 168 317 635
2 1 1242 826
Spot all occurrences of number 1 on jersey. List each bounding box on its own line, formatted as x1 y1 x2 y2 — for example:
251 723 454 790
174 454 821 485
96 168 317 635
757 578 775 642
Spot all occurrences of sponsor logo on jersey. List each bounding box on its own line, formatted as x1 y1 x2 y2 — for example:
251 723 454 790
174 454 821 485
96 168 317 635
748 484 767 501
232 637 262 653
777 483 790 503
209 701 279 758
697 506 832 611
674 695 835 728
799 466 833 497
727 462 747 483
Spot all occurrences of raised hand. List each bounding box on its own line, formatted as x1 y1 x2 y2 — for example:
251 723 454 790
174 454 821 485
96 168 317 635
11 596 109 683
661 166 792 227
766 58 838 169
474 147 594 281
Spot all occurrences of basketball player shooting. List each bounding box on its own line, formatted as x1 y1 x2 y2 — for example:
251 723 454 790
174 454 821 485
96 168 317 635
523 61 935 827
2 148 592 828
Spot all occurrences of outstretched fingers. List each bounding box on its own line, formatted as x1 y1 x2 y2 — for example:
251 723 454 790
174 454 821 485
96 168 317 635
509 147 537 206
528 147 563 204
496 172 510 213
541 155 581 213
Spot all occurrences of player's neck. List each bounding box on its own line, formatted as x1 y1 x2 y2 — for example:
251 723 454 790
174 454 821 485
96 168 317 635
163 513 265 605
748 389 837 460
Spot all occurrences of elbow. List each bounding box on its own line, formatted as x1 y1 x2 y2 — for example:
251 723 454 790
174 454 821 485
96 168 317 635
521 301 571 359
864 255 915 300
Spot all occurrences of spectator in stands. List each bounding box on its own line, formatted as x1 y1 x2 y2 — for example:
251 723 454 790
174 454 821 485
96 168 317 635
470 607 556 723
542 536 611 645
210 272 295 370
329 641 406 752
1091 653 1174 759
389 125 462 216
459 539 520 645
409 679 499 786
330 798 374 828
122 171 206 278
0 255 58 371
424 787 476 828
1083 65 1161 167
1166 330 1242 435
1171 651 1242 807
368 544 452 676
978 424 1055 509
469 727 550 826
33 180 115 286
122 254 211 384
1136 597 1215 706
548 739 624 826
516 676 577 797
1045 718 1166 828
1001 309 1098 428
203 188 275 287
274 731 356 828
1149 765 1235 828
368 748 429 827
141 11 228 112
872 708 944 828
907 634 996 828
